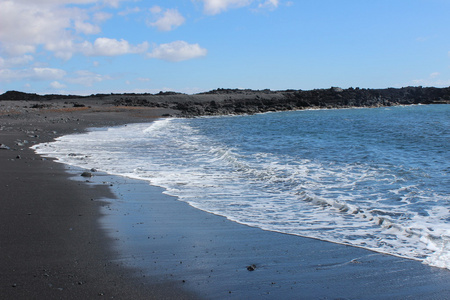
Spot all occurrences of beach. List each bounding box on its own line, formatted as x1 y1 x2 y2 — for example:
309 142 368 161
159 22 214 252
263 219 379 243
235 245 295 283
0 100 196 299
1 99 450 299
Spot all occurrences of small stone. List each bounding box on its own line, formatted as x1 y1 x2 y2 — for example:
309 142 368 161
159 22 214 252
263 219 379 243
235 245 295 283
247 264 256 271
81 172 92 177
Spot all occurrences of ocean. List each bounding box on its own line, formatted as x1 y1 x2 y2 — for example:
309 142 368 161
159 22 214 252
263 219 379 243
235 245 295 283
33 104 450 270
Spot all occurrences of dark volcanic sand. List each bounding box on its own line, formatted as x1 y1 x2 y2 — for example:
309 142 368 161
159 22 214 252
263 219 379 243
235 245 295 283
0 100 197 299
1 99 450 299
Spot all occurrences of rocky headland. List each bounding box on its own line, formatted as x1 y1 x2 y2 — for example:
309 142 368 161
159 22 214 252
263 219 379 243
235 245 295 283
1 86 449 117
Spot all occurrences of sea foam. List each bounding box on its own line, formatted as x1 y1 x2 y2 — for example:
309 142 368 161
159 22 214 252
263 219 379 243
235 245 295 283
32 105 450 270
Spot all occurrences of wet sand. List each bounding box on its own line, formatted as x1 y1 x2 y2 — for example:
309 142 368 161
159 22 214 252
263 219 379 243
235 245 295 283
84 171 450 299
1 99 449 299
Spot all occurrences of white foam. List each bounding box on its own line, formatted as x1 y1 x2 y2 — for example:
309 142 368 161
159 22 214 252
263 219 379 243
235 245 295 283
32 115 450 270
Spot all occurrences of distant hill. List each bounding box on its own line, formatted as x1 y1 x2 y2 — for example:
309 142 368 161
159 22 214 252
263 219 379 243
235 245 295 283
0 90 82 101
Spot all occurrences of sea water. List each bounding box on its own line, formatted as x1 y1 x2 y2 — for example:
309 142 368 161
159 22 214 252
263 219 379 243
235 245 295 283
32 104 450 269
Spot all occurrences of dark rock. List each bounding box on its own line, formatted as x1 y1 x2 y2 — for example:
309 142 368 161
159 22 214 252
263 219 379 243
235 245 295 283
0 90 83 101
247 264 256 271
173 87 450 117
0 91 41 101
81 172 92 177
31 103 52 109
1 87 449 119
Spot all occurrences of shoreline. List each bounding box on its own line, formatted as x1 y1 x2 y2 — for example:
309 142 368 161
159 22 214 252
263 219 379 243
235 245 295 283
1 100 450 299
0 101 197 299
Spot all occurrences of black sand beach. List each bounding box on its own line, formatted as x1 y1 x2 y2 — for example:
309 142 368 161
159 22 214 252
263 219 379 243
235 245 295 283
0 101 196 298
1 98 450 299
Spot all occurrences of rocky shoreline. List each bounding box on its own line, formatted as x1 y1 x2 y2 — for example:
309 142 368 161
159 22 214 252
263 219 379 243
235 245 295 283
1 86 449 117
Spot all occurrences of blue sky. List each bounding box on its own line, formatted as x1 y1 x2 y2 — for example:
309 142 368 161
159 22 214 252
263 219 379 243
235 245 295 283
1 0 449 95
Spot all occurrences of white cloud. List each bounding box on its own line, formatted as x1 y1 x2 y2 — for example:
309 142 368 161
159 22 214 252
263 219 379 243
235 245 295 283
93 11 113 22
33 67 67 80
103 0 123 8
149 7 185 31
118 6 141 16
0 1 73 55
45 38 77 60
148 41 207 62
50 81 67 89
0 1 135 60
258 0 279 9
0 67 66 82
200 0 253 15
430 72 440 79
198 0 280 15
67 70 111 86
412 72 450 87
412 78 450 87
150 6 162 14
0 69 20 82
81 38 149 56
12 0 97 4
75 20 101 35
0 55 34 68
40 36 149 59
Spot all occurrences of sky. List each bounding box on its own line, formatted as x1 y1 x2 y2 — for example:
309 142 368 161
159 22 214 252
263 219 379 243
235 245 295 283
1 0 450 95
